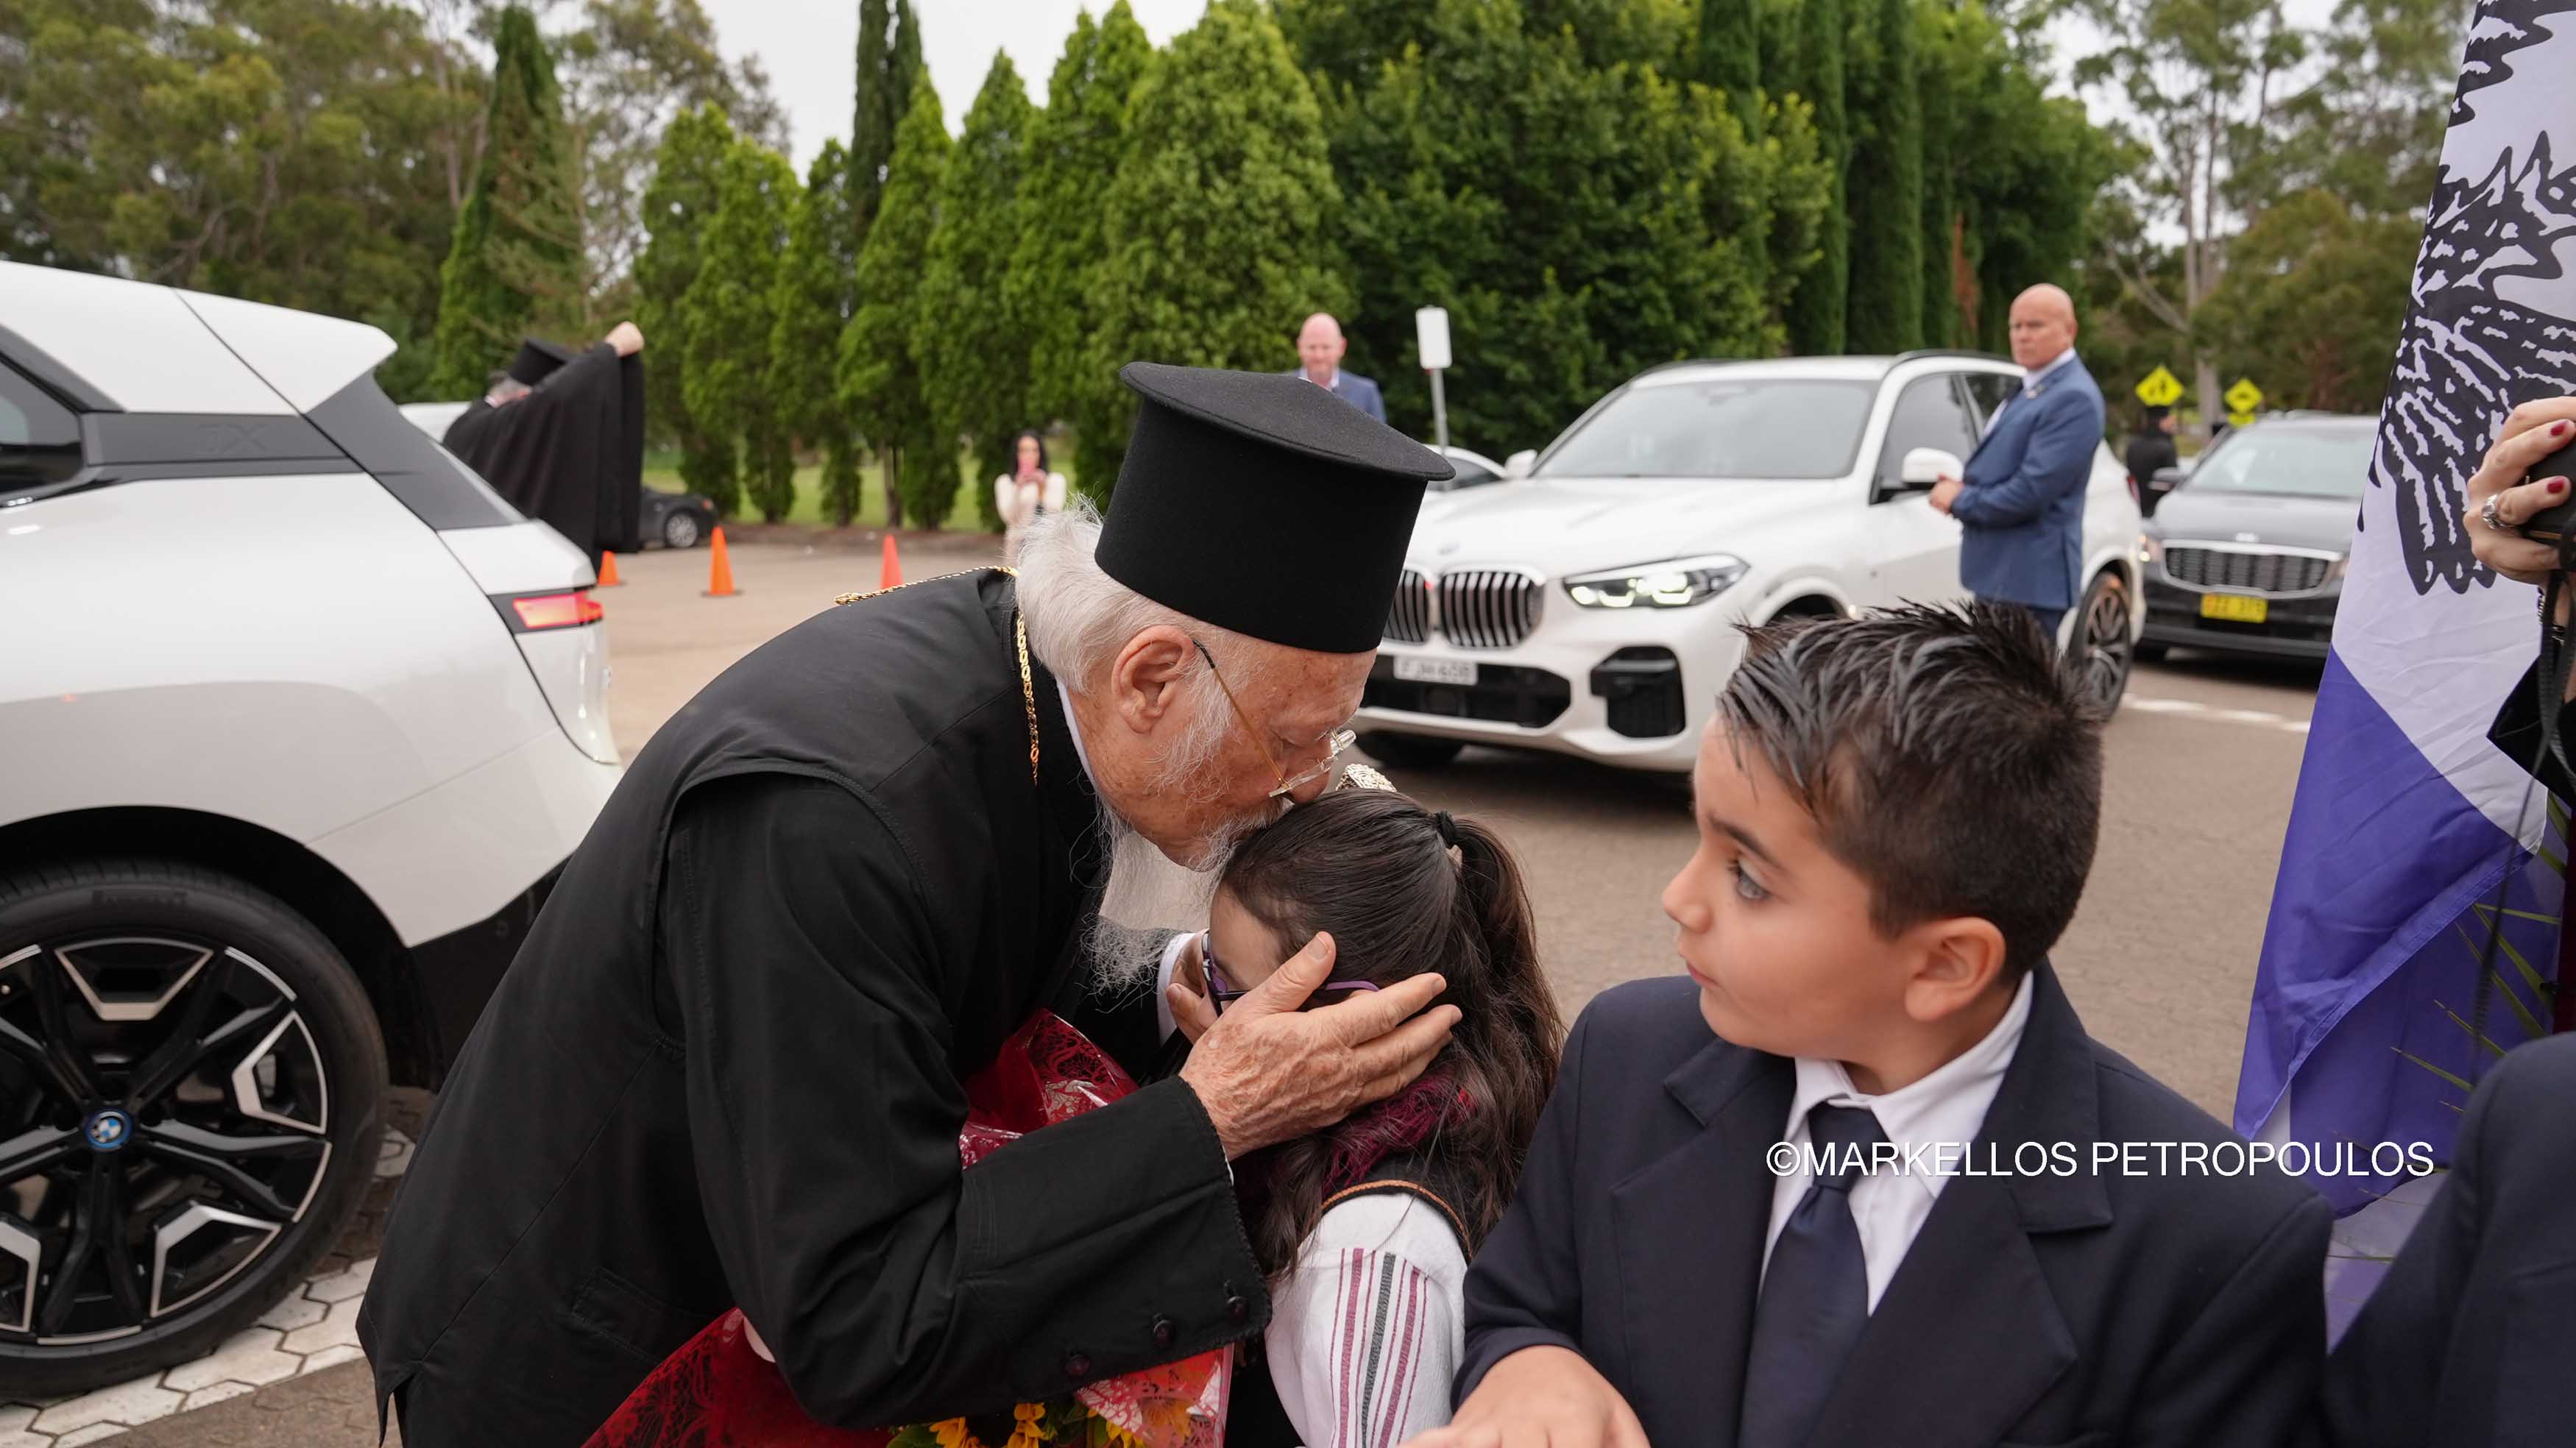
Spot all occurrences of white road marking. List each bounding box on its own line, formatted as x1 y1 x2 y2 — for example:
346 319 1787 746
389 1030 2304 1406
2124 695 2313 736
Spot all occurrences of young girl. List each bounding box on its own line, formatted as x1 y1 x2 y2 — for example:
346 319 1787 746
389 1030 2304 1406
587 785 1559 1448
1195 785 1564 1447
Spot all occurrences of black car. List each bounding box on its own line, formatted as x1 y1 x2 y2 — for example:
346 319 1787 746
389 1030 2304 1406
2137 414 2374 661
641 483 715 549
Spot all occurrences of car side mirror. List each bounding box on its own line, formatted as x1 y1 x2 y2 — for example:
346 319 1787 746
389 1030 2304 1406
2142 465 2186 518
1503 450 1537 480
1900 447 1962 488
1878 446 1960 502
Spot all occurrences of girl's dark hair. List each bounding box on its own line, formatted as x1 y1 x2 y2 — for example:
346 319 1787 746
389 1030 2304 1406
1013 429 1047 472
1218 789 1564 1278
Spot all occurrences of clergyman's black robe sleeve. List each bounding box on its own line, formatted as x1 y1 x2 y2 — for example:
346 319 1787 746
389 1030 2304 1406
443 344 634 564
663 774 1264 1427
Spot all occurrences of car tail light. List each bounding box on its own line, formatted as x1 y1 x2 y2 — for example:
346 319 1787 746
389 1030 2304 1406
495 589 604 632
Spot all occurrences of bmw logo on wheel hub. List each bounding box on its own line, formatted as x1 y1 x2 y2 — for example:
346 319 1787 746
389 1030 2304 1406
83 1108 132 1152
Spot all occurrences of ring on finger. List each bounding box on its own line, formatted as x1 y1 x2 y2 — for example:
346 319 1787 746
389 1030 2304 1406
2482 495 2506 531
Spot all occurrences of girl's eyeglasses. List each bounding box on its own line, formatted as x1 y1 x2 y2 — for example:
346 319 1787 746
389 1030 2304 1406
1200 931 1381 1015
1194 640 1356 800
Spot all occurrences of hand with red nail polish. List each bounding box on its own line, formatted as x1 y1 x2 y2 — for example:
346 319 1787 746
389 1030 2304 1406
2463 396 2576 589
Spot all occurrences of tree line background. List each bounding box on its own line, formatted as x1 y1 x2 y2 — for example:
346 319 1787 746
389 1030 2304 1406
1 0 2469 530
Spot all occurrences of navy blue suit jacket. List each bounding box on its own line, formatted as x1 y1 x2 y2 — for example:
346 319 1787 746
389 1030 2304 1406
1287 368 1386 424
1455 968 2329 1448
1953 356 2105 609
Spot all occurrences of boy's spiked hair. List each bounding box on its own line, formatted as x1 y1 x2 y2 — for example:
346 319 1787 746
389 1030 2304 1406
1716 602 2106 977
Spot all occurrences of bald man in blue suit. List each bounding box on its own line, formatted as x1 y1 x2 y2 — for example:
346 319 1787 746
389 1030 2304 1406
1929 285 2105 645
1289 313 1386 423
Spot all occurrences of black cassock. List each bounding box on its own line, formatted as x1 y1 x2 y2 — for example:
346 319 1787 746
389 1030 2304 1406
358 570 1262 1445
444 341 644 565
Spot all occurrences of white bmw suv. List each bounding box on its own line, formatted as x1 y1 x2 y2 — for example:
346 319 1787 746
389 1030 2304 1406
0 262 618 1392
1357 353 2145 773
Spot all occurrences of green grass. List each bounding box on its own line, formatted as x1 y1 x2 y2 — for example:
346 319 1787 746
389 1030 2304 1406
642 447 1082 531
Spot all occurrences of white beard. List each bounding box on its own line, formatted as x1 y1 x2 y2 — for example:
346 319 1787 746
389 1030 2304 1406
1083 794 1282 991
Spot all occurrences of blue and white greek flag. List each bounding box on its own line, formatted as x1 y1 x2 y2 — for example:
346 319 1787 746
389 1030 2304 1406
2235 0 2576 1333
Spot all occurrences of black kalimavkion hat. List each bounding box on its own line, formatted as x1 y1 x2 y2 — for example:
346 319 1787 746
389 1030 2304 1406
505 337 577 386
1097 362 1453 654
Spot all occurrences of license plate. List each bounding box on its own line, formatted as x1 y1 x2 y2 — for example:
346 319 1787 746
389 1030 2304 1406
1393 656 1478 686
2200 593 2269 624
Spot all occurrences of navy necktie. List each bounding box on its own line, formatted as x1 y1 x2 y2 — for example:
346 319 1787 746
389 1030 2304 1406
1739 1104 1887 1448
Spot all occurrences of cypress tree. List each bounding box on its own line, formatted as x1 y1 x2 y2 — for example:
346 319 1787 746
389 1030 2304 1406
841 82 955 529
429 5 581 397
1779 0 1850 355
919 53 1038 533
636 104 736 502
682 141 801 520
1012 2 1154 504
1092 0 1350 476
1697 0 1766 132
766 141 865 525
849 0 920 245
1841 0 1922 352
1917 0 1960 347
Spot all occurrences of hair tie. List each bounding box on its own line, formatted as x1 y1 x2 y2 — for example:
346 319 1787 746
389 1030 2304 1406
1432 811 1460 848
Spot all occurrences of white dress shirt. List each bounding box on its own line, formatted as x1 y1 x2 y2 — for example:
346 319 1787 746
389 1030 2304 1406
1761 972 2035 1310
1980 348 2081 438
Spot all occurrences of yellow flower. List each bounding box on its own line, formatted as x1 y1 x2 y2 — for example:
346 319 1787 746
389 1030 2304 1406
929 1421 980 1448
1005 1403 1054 1448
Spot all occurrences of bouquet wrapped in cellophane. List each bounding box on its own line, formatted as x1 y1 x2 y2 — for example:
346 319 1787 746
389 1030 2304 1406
584 1012 1231 1448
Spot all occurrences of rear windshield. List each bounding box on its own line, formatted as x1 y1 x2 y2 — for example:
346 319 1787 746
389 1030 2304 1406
1538 377 1876 480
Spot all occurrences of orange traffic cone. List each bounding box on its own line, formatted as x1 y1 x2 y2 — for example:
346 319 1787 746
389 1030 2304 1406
880 532 902 592
596 550 622 587
704 527 737 597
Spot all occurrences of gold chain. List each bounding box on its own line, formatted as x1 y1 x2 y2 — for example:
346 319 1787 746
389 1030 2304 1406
835 565 1039 786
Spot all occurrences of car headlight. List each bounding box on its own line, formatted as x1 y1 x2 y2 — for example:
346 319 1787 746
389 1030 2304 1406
1563 554 1750 609
2138 534 2162 566
2328 553 2349 581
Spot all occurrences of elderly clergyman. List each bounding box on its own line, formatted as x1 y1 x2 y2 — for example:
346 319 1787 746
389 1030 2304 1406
1929 284 2107 643
361 364 1461 1443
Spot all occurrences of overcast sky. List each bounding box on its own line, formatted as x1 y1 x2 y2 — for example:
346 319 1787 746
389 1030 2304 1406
699 1 1216 168
701 0 2352 174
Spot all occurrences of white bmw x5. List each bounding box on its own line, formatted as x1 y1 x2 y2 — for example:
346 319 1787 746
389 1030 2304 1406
1356 353 2146 774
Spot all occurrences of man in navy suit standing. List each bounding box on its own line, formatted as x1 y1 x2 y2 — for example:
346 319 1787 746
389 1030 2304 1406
1290 312 1387 423
1928 285 2104 644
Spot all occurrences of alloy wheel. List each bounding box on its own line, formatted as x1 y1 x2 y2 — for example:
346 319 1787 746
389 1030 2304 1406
2079 579 2134 711
0 935 332 1344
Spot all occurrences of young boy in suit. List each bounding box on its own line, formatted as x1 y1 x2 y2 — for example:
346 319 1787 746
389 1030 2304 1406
1416 603 2330 1448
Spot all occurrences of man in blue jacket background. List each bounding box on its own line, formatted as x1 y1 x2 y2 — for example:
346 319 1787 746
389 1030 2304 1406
1289 312 1387 423
1930 284 2105 644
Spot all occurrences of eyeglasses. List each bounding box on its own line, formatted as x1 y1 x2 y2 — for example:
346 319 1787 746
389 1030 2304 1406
1193 639 1357 800
1200 931 1381 1014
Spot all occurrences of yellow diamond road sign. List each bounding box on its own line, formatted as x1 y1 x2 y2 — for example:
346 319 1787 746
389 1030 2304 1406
2224 377 2265 414
2134 366 2184 408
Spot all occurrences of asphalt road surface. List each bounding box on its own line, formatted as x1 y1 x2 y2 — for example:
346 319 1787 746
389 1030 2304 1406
27 538 2321 1445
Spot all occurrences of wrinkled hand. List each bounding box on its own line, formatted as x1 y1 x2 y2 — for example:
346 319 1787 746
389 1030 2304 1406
1928 477 1964 515
2464 398 2576 594
1175 931 1457 1160
606 320 645 356
1403 1347 1646 1448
